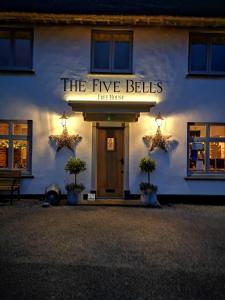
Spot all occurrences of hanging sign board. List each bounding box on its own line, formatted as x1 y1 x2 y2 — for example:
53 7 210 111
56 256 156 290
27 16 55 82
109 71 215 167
61 77 163 102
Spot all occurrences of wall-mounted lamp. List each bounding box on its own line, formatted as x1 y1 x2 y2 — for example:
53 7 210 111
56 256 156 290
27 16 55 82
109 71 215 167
49 112 82 152
143 113 171 152
59 112 68 128
155 112 164 129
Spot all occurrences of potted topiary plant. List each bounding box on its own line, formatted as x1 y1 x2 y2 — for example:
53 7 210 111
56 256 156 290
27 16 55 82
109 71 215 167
65 157 86 205
139 157 158 207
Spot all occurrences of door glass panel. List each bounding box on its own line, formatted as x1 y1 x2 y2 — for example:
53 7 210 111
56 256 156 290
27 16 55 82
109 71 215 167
13 140 28 169
189 142 205 171
0 139 9 168
209 142 225 171
0 123 9 135
210 125 225 137
13 123 28 135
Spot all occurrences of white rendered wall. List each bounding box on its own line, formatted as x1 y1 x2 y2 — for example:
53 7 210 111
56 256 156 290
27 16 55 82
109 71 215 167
130 28 225 195
0 26 93 194
1 25 225 195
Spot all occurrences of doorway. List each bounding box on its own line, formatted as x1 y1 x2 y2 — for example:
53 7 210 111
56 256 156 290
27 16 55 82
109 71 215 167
97 127 124 198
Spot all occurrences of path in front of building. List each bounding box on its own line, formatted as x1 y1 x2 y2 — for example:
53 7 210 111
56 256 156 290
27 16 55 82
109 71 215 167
0 200 225 300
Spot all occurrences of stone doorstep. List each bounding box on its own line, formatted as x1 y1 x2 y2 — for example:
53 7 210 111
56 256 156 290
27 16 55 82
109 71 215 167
79 199 144 206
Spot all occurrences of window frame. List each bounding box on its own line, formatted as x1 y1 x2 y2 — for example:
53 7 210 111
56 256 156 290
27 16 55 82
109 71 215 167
187 122 225 176
189 32 225 75
91 30 133 74
0 120 32 174
0 28 33 71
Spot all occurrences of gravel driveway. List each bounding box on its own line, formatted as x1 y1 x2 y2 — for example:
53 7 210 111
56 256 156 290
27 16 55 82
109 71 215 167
0 200 225 299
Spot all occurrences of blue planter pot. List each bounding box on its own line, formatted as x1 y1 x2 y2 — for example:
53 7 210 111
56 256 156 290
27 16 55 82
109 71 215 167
67 191 80 205
140 190 158 206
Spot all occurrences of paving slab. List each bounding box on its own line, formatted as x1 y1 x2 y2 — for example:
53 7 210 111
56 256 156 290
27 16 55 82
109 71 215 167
0 200 225 299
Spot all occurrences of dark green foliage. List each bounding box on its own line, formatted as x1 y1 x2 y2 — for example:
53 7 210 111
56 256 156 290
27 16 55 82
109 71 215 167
139 182 157 192
139 157 156 173
65 183 85 192
65 157 86 186
139 157 157 192
139 157 156 184
65 157 86 175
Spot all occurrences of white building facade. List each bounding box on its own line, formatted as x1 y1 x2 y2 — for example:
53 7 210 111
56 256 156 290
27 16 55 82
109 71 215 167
1 6 225 199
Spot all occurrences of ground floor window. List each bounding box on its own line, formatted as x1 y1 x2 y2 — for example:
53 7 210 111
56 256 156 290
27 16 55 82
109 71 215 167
0 120 32 174
188 122 225 175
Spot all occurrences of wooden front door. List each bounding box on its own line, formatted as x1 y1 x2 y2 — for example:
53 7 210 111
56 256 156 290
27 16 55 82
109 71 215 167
97 127 124 198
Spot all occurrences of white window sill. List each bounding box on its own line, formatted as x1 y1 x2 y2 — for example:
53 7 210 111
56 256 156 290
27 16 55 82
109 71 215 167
87 73 135 78
0 69 35 75
185 176 225 180
186 73 225 79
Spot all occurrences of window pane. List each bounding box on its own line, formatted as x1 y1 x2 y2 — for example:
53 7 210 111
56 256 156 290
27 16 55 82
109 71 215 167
113 33 130 42
189 124 206 138
189 142 205 171
114 41 130 70
94 32 111 41
0 123 9 135
0 38 11 67
0 30 10 39
210 142 225 171
13 140 28 169
210 125 225 137
14 31 32 40
14 38 31 68
190 43 207 71
211 44 225 72
93 41 110 69
0 139 9 168
13 123 28 135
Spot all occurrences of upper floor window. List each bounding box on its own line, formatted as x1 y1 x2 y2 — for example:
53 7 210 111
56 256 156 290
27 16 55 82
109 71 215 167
0 29 33 71
0 120 32 174
91 30 133 74
189 33 225 75
188 122 225 175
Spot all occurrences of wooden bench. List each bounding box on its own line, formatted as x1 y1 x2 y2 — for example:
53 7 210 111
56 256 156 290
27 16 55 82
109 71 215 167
0 170 21 205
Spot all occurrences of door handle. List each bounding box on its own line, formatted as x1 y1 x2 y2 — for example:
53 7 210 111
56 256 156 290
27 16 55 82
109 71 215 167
120 158 124 165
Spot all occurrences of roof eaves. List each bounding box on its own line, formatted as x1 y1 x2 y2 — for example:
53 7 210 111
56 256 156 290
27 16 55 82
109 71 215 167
0 12 225 28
